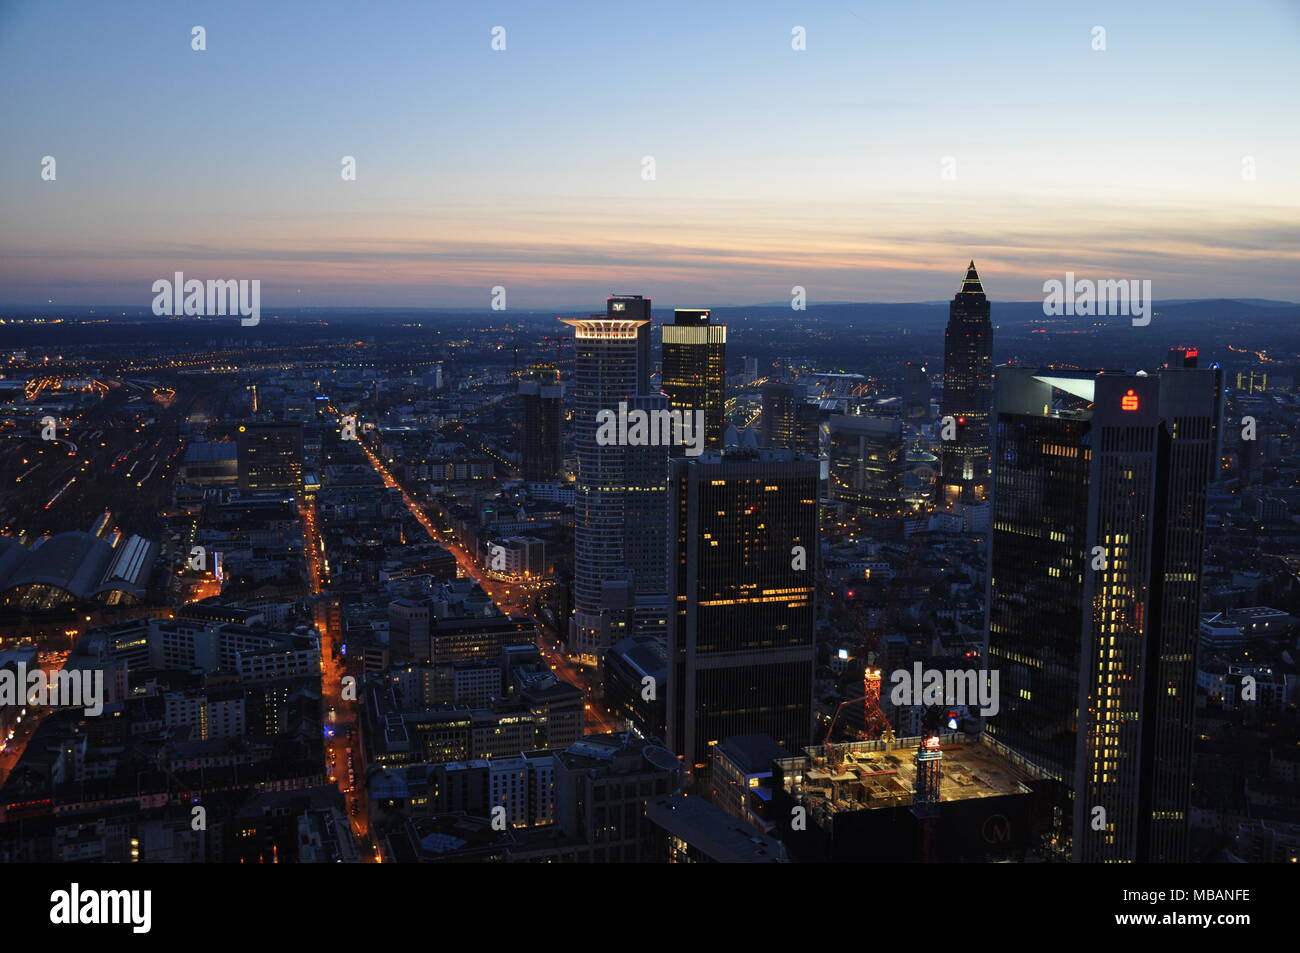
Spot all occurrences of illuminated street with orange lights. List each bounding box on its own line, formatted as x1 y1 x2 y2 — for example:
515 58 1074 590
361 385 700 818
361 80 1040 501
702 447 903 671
300 497 378 860
353 435 622 734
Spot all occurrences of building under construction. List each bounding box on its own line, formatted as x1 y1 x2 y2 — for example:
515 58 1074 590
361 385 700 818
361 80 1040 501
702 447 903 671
768 732 1057 862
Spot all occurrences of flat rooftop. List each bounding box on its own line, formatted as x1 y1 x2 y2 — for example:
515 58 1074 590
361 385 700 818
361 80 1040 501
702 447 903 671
781 734 1037 819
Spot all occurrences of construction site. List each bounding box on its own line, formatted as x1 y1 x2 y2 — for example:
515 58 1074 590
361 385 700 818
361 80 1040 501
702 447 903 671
769 732 1055 862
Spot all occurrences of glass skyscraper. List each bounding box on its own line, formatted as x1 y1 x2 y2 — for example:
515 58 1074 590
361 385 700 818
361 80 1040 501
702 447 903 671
986 366 1218 861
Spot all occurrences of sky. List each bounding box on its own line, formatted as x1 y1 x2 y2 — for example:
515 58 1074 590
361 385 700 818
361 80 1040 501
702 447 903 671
1 0 1298 309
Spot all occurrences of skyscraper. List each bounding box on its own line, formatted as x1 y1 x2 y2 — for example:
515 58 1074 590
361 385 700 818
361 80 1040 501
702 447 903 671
605 294 653 392
560 297 666 665
939 261 993 503
666 448 819 783
826 414 903 514
985 366 1218 862
761 382 820 455
904 361 931 421
661 308 727 452
622 392 671 637
518 363 563 483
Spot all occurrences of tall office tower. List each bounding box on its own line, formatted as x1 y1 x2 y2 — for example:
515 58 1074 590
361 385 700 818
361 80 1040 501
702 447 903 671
761 382 820 455
1166 347 1224 483
744 356 759 383
560 308 656 665
622 393 671 636
939 261 993 503
666 449 819 783
661 308 727 452
237 421 303 491
518 363 564 482
606 294 653 392
826 414 903 514
985 367 1218 862
904 361 931 421
761 382 796 449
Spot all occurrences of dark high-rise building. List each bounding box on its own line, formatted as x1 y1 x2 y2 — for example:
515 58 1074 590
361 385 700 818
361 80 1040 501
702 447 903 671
622 392 671 636
904 362 931 421
518 363 563 482
1166 348 1225 483
985 366 1218 862
827 414 903 514
761 382 820 455
661 308 727 451
237 421 303 491
666 449 819 783
939 261 993 504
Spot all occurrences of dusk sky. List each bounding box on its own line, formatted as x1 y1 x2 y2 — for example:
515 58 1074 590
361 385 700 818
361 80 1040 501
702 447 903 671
2 0 1298 308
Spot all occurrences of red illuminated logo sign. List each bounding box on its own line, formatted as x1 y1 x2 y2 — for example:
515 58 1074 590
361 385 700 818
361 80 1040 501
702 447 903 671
1121 389 1139 411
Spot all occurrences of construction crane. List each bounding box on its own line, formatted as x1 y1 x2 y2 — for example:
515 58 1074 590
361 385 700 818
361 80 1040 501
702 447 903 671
834 528 926 740
912 732 944 862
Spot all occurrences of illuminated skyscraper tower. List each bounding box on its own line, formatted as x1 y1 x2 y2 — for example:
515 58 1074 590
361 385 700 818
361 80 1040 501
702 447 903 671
939 261 993 503
661 308 727 452
560 296 666 665
986 366 1217 862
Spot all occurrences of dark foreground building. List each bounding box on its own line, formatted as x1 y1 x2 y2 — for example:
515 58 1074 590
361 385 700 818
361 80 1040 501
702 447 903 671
666 449 819 784
985 366 1219 861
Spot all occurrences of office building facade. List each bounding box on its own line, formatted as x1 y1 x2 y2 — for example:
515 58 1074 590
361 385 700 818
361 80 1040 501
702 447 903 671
761 382 820 455
661 308 727 452
986 366 1218 861
237 421 304 491
666 449 819 782
518 363 563 482
827 414 903 514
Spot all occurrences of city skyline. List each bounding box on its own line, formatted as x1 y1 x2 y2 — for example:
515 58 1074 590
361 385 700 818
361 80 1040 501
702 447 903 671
1 0 1295 914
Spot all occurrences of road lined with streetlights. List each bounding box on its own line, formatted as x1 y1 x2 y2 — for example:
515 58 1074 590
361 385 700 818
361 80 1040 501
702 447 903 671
301 498 378 861
354 435 623 734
